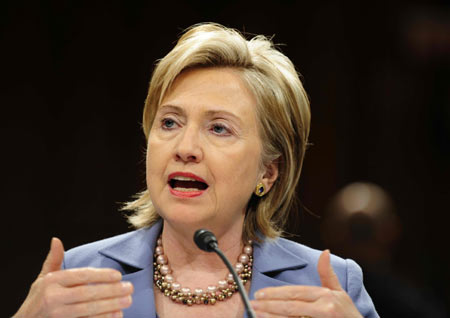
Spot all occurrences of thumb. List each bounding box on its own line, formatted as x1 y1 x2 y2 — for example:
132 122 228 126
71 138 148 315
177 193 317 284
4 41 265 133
318 249 343 291
39 237 65 277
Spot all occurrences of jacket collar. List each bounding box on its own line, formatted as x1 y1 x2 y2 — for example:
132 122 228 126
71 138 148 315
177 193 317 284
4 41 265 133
253 237 308 273
248 237 308 301
97 221 308 274
97 221 163 318
98 220 163 270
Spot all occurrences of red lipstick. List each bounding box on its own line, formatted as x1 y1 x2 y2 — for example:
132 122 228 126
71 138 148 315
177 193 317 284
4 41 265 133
168 172 208 198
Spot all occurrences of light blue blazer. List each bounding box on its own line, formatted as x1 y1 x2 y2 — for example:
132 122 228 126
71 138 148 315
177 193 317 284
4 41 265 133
64 221 378 317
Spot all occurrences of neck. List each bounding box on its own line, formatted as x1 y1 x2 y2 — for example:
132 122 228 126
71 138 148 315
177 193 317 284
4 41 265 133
160 220 244 273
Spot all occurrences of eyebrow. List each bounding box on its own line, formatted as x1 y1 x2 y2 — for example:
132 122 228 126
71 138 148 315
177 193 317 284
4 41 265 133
159 104 244 125
158 105 186 115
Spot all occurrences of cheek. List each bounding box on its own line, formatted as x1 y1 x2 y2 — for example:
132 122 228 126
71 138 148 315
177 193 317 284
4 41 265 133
146 138 167 183
215 145 262 194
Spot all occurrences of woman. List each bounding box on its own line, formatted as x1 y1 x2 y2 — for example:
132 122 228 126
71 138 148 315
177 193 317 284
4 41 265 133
15 23 378 318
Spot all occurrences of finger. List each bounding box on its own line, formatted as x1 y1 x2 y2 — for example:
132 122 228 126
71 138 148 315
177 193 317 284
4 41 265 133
64 281 133 304
251 299 317 317
85 311 123 318
39 237 65 277
318 249 343 291
253 310 287 318
253 312 313 318
67 295 132 317
254 285 326 302
47 267 122 287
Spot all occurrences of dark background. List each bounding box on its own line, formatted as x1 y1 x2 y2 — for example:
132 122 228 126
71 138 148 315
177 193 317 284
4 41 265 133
2 0 449 317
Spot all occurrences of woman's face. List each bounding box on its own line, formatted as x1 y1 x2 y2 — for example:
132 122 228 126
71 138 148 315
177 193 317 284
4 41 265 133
146 67 266 235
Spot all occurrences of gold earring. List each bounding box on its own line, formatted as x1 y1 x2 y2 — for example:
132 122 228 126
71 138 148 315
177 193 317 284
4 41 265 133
254 183 266 197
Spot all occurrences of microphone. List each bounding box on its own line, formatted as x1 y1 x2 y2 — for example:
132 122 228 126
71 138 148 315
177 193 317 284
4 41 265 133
194 229 256 318
194 229 219 252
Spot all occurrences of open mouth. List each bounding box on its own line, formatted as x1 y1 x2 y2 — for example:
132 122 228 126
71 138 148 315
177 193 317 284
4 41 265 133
168 176 209 192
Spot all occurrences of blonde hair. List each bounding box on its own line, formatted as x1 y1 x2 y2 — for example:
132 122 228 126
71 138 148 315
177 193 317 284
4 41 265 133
123 23 311 241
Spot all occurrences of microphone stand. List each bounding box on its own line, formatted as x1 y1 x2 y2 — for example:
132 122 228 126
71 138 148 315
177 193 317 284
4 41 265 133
210 245 256 318
193 229 256 318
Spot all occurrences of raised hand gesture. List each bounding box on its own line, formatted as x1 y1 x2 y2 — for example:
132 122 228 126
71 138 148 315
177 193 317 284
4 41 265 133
251 250 362 318
14 238 133 318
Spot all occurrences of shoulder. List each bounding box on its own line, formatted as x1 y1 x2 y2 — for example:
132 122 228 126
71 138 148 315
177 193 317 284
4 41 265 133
63 221 162 273
275 237 366 292
259 237 359 288
64 230 140 268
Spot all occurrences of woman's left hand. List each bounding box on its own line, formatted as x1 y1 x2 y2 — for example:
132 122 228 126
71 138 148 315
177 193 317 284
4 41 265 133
250 250 362 318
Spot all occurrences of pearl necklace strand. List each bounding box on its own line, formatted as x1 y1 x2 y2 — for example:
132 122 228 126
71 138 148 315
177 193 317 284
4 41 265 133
153 236 253 306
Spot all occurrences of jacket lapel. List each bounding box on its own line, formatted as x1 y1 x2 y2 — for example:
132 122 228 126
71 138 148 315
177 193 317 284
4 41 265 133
98 220 163 318
121 266 156 317
245 237 309 318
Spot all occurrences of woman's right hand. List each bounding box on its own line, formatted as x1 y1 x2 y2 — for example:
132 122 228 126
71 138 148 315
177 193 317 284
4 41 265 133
14 238 134 318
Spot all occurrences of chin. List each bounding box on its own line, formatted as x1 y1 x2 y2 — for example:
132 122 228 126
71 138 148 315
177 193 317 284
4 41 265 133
161 207 216 228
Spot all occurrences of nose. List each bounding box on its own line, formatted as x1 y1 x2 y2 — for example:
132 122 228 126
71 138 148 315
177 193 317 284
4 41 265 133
175 125 203 163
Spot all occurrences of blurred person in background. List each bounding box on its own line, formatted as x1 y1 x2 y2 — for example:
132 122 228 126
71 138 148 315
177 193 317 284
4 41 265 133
321 182 447 318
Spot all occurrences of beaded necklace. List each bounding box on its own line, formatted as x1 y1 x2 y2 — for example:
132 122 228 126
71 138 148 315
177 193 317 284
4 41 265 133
153 236 253 306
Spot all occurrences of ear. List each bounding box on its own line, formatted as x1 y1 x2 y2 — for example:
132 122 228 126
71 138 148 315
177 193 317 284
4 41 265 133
260 158 279 193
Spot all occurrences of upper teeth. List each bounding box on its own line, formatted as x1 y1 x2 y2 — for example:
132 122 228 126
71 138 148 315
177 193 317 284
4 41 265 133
172 176 197 181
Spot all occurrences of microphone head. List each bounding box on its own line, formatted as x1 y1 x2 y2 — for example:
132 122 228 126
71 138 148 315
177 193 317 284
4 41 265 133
194 229 218 252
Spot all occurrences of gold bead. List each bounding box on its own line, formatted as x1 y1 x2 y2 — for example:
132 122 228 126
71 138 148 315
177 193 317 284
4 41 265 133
187 299 193 306
210 298 216 305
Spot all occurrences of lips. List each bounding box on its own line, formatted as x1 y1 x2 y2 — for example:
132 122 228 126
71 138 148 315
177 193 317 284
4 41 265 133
168 172 208 197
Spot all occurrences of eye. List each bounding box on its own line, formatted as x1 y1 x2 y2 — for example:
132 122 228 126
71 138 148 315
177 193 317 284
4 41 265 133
161 118 177 130
210 123 231 136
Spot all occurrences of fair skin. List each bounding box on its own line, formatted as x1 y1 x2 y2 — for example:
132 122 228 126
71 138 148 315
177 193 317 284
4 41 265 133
15 67 361 318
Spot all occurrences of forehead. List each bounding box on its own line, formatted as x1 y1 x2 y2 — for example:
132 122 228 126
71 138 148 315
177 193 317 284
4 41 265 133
159 67 257 116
